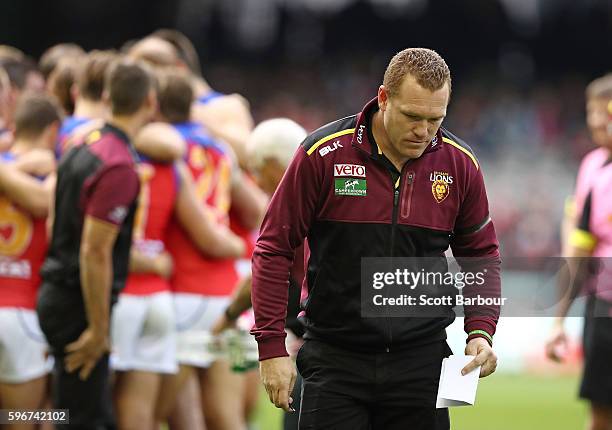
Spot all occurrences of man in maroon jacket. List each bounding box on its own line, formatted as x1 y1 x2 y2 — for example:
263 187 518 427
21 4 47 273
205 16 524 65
251 48 500 429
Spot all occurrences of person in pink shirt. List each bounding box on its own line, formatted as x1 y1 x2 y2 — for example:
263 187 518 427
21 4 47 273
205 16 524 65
546 73 612 430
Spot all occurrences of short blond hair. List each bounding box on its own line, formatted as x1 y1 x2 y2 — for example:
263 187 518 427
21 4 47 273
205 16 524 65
383 48 451 97
586 74 612 100
248 118 307 170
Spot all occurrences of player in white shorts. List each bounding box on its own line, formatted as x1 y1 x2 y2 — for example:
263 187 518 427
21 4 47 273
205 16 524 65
0 94 60 419
112 72 245 430
0 310 52 385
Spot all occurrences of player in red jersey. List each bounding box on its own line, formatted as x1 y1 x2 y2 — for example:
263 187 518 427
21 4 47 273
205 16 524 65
128 39 266 426
0 67 12 152
130 34 268 426
0 94 61 423
129 30 256 171
132 70 246 430
109 68 246 430
111 130 245 430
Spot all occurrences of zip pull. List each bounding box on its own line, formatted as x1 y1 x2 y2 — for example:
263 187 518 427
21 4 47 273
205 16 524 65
394 189 399 206
401 171 416 219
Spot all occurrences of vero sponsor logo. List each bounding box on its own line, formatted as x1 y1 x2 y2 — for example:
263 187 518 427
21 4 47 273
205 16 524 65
334 164 366 178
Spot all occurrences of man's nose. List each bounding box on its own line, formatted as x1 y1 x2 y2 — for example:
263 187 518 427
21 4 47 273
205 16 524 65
413 120 428 138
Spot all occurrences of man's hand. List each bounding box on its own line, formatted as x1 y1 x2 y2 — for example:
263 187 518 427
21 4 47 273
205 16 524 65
64 327 110 381
259 356 297 412
153 251 174 279
13 148 56 176
545 321 568 363
0 130 13 152
462 337 497 378
211 312 236 336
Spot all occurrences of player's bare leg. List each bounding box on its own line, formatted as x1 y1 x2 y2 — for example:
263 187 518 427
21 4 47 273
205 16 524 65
0 376 47 430
39 376 54 430
167 366 205 430
199 359 246 430
242 369 260 423
154 371 181 425
589 403 612 430
114 370 161 430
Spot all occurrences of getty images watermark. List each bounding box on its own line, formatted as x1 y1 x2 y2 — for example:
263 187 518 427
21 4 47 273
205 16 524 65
360 257 612 318
371 267 506 307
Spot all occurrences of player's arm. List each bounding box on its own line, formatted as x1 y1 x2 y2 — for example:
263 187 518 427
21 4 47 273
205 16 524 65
46 173 57 239
546 193 595 362
0 130 13 152
230 168 267 230
134 122 186 162
560 196 576 256
64 164 139 380
555 195 594 321
70 215 118 373
554 245 592 320
192 94 253 168
0 160 55 218
174 161 245 258
129 249 174 279
211 275 253 335
12 148 56 176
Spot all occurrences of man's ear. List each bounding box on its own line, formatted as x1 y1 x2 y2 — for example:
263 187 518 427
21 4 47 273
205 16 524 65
378 85 388 112
101 89 111 109
147 89 158 114
70 83 79 105
43 121 61 150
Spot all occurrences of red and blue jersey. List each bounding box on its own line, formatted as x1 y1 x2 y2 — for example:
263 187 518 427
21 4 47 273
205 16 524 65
56 116 92 159
166 122 238 296
123 157 179 295
0 152 48 309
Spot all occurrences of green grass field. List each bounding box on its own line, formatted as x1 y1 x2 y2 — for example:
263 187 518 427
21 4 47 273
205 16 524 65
252 373 588 430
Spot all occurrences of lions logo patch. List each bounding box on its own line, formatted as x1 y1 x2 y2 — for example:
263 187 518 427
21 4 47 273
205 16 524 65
429 171 453 203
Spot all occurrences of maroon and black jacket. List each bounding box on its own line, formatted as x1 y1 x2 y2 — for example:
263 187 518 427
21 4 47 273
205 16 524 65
251 98 501 360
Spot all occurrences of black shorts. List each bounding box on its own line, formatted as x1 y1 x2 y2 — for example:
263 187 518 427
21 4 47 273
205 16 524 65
296 338 451 430
579 297 612 406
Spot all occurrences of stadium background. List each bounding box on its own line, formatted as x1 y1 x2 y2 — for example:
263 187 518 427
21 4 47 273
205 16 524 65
2 0 610 428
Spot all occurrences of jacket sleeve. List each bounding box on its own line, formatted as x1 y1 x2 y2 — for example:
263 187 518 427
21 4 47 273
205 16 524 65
450 165 501 346
250 146 321 360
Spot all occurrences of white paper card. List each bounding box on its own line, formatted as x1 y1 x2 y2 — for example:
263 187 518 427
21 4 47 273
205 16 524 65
436 355 480 408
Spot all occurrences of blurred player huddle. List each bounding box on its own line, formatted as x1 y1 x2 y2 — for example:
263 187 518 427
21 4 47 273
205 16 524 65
0 30 305 430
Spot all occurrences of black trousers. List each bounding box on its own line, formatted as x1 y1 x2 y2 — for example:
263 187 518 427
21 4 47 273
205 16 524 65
37 282 116 430
296 339 451 430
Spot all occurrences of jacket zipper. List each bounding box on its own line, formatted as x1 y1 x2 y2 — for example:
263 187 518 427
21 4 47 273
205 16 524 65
401 171 415 219
390 186 401 256
386 164 411 352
